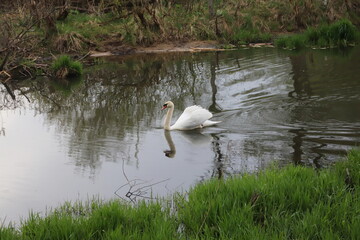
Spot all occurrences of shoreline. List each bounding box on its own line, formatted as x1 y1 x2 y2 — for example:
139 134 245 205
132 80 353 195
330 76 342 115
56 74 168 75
89 40 274 57
1 149 359 238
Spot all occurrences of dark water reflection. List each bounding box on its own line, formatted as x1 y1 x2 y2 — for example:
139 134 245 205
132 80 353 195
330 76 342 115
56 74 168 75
1 46 360 223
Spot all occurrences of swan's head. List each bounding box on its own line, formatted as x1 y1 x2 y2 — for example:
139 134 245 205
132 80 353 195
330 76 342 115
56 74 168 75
161 101 174 110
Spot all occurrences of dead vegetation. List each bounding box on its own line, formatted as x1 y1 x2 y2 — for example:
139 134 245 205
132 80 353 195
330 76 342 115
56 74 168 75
53 32 96 53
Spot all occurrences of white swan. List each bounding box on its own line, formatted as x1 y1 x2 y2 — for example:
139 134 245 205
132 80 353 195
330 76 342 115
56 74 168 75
161 101 220 130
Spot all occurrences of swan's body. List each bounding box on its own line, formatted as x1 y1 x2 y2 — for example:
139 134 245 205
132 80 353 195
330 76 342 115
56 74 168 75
161 101 220 130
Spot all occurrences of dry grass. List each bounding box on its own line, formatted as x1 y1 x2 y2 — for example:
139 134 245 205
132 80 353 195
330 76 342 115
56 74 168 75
52 32 96 53
1 0 359 55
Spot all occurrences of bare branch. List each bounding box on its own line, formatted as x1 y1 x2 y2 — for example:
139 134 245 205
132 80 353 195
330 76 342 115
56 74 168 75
115 159 170 202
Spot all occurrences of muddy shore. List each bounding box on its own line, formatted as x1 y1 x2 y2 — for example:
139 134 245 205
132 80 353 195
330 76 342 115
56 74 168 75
89 40 273 57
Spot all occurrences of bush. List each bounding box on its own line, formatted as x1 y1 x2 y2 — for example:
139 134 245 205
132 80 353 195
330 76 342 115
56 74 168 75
51 55 83 78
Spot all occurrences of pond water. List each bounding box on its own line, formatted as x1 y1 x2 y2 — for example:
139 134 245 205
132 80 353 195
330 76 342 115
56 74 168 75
1 46 360 224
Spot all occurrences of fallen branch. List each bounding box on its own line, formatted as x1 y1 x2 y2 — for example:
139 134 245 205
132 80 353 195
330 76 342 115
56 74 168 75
0 70 11 82
114 159 169 203
0 71 15 100
1 82 16 100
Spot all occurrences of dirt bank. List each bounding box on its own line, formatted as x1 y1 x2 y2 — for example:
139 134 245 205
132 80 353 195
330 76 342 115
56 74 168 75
89 40 274 57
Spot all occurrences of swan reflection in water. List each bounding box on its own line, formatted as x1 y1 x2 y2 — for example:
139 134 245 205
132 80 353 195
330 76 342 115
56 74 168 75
163 130 213 158
163 130 176 158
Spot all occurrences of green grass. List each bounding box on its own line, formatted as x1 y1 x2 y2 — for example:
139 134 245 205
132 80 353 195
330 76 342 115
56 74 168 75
275 35 306 50
51 55 83 78
179 150 360 239
275 19 360 50
54 10 358 51
56 11 117 40
3 0 360 56
1 200 177 240
232 29 272 45
30 4 360 52
1 149 360 239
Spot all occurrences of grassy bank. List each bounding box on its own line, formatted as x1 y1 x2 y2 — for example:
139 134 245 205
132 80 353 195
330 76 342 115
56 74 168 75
1 149 359 239
275 19 360 49
49 0 360 48
42 1 360 49
1 0 360 80
1 0 360 52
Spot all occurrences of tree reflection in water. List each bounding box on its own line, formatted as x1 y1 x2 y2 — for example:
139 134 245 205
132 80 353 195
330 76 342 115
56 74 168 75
2 47 360 223
1 47 360 182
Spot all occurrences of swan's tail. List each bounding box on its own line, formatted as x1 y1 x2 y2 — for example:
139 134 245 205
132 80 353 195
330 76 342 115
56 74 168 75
202 120 221 127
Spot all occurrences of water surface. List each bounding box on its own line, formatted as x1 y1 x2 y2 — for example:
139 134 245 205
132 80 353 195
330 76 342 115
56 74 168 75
1 46 360 224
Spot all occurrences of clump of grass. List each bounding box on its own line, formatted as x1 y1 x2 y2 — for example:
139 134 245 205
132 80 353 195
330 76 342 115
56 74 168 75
274 36 287 48
304 19 358 48
51 55 83 78
275 33 308 50
17 200 177 240
178 149 360 239
275 35 306 50
232 29 272 45
0 227 17 240
1 149 360 239
327 19 358 47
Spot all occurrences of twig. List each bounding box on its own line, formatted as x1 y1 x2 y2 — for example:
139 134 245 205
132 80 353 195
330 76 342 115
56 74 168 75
115 159 170 202
0 51 11 71
30 83 61 109
18 88 31 103
0 70 11 81
1 82 16 100
0 5 58 72
122 158 130 183
77 52 91 62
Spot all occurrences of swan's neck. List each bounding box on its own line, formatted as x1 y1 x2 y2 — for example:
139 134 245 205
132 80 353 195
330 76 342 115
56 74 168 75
164 107 174 130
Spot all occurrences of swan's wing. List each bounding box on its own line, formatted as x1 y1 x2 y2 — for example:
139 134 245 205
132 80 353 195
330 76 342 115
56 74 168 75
171 105 212 130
